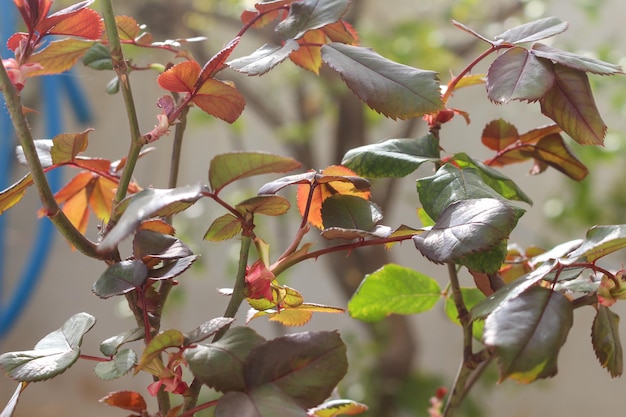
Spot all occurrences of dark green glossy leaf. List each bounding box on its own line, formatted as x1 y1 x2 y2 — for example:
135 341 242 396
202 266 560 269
135 330 185 373
82 43 113 70
204 213 242 242
487 47 554 103
531 43 624 75
484 286 573 383
99 327 144 357
216 385 308 417
341 134 440 178
445 288 486 341
148 255 199 280
236 195 291 216
0 313 95 382
100 183 206 250
494 17 568 44
567 225 626 262
276 0 350 40
94 349 136 380
184 318 235 345
92 260 148 299
132 229 192 260
348 264 441 322
228 41 299 75
417 164 516 221
321 43 443 120
458 239 508 274
540 64 606 145
453 153 532 205
413 199 524 264
209 152 301 194
244 331 347 409
320 194 382 230
592 306 623 377
185 327 265 392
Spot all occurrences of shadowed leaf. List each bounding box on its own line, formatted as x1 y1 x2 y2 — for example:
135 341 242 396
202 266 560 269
92 260 148 299
276 0 350 40
321 195 381 231
193 79 246 123
184 318 235 345
484 286 573 383
100 328 144 357
148 255 199 280
321 43 443 119
228 41 300 76
132 229 193 260
94 349 136 380
199 37 241 81
494 17 568 44
348 264 440 322
82 43 112 70
531 43 624 75
592 306 623 377
236 195 291 216
204 213 242 241
216 386 308 417
290 30 325 74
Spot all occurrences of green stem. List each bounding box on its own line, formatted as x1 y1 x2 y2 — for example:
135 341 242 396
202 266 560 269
168 103 189 190
0 60 111 260
100 0 144 222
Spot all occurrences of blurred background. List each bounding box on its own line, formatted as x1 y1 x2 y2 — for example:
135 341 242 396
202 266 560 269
2 0 626 416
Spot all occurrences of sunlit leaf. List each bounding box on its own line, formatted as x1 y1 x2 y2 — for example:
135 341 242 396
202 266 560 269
309 399 369 417
199 37 241 81
540 64 606 145
0 313 95 382
210 152 301 193
50 129 92 164
27 38 95 76
487 47 554 103
531 43 624 75
348 264 441 322
484 286 573 383
321 43 443 119
100 327 144 357
99 391 147 413
184 317 235 345
276 0 350 40
445 288 486 341
0 174 33 215
341 134 440 178
100 183 206 251
204 213 242 241
114 15 142 40
229 41 300 76
592 306 623 377
44 7 102 39
321 224 392 240
193 79 246 123
494 17 568 44
413 199 524 264
290 29 325 74
244 331 347 409
247 304 344 326
94 349 136 380
567 225 626 262
135 330 185 373
236 195 291 216
92 260 148 299
157 60 198 92
185 327 266 392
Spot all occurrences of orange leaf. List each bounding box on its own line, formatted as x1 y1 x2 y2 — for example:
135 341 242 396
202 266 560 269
0 174 34 215
27 38 95 76
241 1 292 27
73 157 113 173
290 29 325 75
297 165 371 229
89 177 117 222
49 171 94 206
322 20 359 45
157 60 200 93
139 219 176 236
7 33 28 52
62 186 90 234
44 8 103 39
100 391 147 413
193 79 246 123
198 37 241 83
114 15 142 41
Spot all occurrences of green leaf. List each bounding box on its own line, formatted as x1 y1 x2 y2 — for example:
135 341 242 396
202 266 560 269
470 262 555 321
228 41 299 75
592 306 623 378
94 349 136 380
540 64 606 145
321 43 443 120
216 385 308 417
92 260 148 299
484 286 573 383
184 318 235 345
321 194 382 231
50 129 92 164
209 152 301 193
100 327 144 357
494 17 568 44
106 76 119 94
348 263 441 322
531 43 624 75
244 331 347 409
275 0 350 40
309 399 369 417
132 229 193 260
487 47 554 104
99 183 206 251
341 134 440 178
453 153 532 205
416 164 519 221
82 43 113 70
413 199 524 264
135 330 185 373
185 327 266 392
445 288 486 341
0 313 95 382
457 239 508 274
204 213 242 241
236 195 291 216
567 225 626 262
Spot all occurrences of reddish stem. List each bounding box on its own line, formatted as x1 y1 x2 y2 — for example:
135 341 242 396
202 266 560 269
79 354 111 362
179 399 219 417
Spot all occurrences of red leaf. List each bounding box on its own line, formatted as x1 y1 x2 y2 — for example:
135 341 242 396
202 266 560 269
100 391 147 413
13 0 53 32
197 37 241 85
193 79 245 123
35 0 96 34
43 8 103 40
157 60 200 93
241 0 292 27
6 33 29 52
481 119 520 152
